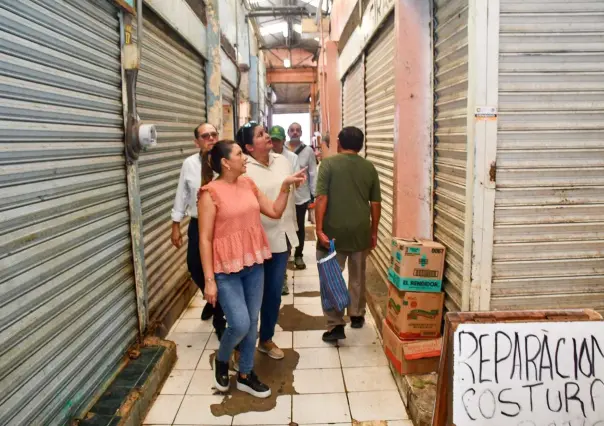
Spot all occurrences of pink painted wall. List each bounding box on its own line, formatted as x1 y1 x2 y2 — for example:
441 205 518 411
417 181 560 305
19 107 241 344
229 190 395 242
393 0 433 239
318 40 342 156
330 0 359 41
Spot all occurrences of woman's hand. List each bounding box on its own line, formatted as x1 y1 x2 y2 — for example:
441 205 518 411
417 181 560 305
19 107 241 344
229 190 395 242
204 278 218 307
283 167 307 187
171 223 182 248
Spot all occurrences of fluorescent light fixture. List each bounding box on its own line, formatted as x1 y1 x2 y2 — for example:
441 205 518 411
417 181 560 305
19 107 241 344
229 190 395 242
283 58 291 68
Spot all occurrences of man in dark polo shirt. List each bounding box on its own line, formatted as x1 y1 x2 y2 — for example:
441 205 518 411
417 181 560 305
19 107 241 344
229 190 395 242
315 126 382 342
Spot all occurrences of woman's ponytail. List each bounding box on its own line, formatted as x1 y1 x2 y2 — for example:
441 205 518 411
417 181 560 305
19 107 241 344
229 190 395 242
201 151 213 186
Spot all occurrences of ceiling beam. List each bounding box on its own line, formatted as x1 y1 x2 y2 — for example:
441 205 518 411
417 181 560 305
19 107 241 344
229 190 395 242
267 68 316 84
247 7 310 18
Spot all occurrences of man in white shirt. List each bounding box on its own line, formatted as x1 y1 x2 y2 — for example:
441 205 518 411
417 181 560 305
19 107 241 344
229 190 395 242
270 125 299 295
285 122 317 270
171 123 227 337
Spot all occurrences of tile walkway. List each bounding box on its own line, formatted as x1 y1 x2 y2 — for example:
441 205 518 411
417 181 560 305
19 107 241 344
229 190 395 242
144 240 412 425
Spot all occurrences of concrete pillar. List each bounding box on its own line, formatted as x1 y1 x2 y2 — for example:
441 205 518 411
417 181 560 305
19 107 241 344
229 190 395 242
206 0 222 131
392 0 433 239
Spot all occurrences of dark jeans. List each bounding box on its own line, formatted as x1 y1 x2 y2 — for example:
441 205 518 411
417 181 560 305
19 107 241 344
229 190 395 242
187 218 227 331
259 251 289 342
295 202 309 258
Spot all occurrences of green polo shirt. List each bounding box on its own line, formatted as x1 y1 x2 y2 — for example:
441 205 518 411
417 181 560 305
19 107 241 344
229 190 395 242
316 153 381 252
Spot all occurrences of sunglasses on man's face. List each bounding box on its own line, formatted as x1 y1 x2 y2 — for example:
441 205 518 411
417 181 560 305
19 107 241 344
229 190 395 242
200 132 218 140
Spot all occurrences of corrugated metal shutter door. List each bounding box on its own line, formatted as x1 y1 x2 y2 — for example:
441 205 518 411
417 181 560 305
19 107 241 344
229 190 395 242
492 0 604 311
136 11 206 320
365 18 395 277
432 0 469 312
222 79 235 103
0 2 137 425
343 59 365 157
343 58 365 132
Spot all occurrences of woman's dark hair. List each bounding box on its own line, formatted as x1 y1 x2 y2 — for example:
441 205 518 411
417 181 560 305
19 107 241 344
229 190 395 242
235 121 260 154
201 140 236 185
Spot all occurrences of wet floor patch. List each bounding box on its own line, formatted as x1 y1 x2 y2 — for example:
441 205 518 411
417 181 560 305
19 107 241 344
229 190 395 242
294 291 321 298
210 349 300 417
277 304 326 331
305 227 316 241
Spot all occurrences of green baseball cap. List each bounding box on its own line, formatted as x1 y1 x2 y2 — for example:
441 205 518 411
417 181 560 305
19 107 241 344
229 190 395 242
269 125 286 141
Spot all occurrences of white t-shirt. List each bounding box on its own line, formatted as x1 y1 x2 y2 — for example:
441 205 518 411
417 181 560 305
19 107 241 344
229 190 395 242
245 153 299 253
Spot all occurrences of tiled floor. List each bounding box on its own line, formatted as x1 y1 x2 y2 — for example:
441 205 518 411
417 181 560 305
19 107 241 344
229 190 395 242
144 240 412 426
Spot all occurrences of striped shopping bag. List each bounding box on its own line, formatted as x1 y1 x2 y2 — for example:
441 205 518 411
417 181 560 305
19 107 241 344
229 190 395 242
317 240 350 312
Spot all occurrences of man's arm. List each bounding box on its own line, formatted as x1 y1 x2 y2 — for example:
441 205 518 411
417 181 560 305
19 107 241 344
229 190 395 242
369 164 382 250
315 195 329 248
314 159 330 248
370 202 382 250
307 148 318 199
170 161 189 248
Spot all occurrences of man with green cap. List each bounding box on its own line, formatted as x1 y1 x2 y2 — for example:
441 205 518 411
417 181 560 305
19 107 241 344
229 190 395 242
270 125 299 295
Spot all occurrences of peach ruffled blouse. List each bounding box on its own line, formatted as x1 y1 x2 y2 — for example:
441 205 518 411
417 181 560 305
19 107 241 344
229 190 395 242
200 177 271 274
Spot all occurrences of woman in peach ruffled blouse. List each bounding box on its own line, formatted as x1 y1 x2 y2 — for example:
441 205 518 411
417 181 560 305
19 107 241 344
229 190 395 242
197 140 305 399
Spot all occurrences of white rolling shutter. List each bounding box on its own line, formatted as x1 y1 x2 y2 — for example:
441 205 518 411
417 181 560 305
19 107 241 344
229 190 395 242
491 0 604 312
365 17 395 277
343 58 365 132
343 58 365 157
432 0 469 312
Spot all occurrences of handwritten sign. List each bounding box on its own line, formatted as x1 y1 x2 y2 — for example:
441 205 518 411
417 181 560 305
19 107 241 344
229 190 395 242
361 0 395 45
453 322 604 425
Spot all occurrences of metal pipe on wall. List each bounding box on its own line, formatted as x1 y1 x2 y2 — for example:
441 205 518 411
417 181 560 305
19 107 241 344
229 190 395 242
137 0 143 61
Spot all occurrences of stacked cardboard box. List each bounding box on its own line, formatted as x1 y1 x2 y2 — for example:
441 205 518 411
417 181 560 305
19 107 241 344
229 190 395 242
383 238 446 375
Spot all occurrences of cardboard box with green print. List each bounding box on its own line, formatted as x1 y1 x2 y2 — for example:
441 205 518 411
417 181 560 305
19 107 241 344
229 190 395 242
388 238 446 292
386 285 444 340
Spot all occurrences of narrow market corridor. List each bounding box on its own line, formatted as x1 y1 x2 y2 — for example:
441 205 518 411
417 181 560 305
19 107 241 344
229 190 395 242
143 239 412 425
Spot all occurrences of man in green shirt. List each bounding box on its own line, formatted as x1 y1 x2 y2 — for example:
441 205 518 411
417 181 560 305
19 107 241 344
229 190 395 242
315 126 382 342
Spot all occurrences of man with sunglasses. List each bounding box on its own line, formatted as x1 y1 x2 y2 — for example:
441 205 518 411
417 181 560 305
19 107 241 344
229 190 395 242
285 122 317 270
171 123 227 339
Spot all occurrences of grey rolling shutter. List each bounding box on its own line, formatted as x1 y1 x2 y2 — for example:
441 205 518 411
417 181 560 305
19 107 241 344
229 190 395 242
491 0 604 312
135 9 206 320
364 17 396 278
432 0 469 312
0 1 137 424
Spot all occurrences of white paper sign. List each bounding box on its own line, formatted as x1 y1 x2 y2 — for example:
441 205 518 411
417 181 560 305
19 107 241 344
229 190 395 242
453 322 604 425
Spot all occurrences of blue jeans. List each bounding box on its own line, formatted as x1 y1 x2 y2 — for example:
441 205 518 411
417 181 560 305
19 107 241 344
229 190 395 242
259 251 289 342
215 263 264 374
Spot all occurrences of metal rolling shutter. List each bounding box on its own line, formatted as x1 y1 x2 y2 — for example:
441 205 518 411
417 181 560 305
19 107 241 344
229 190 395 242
135 10 206 320
222 79 235 104
365 18 395 277
0 1 137 425
432 0 469 312
491 0 604 311
343 58 365 157
343 58 365 133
